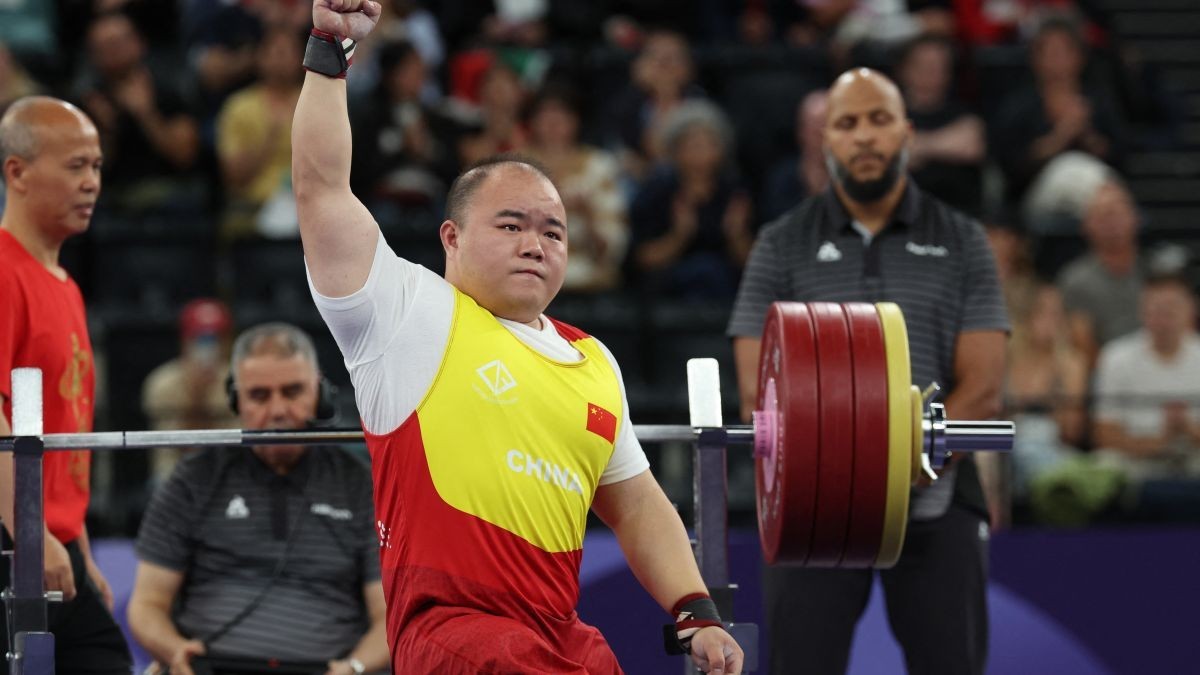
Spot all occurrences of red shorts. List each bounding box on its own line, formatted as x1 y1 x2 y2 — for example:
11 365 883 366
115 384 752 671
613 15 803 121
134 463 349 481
394 606 624 674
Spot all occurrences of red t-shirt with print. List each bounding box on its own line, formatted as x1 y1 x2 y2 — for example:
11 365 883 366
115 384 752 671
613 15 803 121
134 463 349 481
0 229 93 544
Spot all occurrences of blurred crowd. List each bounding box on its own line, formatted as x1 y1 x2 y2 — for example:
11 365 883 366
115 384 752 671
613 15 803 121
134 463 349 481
1 0 1198 532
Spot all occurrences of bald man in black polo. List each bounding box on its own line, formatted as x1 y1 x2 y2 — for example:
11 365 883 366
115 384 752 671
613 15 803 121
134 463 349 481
729 69 1009 675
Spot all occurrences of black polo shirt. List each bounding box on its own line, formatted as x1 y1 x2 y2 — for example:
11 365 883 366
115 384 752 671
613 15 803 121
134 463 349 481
136 446 380 661
728 181 1009 519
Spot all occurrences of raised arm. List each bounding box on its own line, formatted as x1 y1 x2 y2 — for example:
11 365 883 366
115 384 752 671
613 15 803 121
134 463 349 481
293 0 383 298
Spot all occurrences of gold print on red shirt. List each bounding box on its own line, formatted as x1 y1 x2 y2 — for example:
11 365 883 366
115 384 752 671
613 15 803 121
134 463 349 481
58 333 91 433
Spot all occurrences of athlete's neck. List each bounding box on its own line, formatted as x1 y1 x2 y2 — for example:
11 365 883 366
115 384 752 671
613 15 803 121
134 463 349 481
0 212 65 276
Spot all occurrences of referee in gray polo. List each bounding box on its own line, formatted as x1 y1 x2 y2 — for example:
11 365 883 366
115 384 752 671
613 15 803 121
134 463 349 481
728 68 1009 675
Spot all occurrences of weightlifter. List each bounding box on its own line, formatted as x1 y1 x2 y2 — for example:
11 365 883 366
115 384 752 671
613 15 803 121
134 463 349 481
0 96 133 674
729 69 1009 675
291 1 743 673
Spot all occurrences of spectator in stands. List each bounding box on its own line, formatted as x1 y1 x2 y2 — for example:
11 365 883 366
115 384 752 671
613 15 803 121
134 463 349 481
185 1 264 133
992 15 1123 201
351 41 459 213
525 85 630 293
629 100 753 301
1005 282 1087 498
1056 178 1143 367
128 323 389 675
766 0 858 47
78 11 200 213
457 58 529 167
1092 274 1200 521
896 34 986 215
760 90 829 223
985 219 1038 320
609 29 704 181
141 299 240 484
216 26 304 240
347 0 445 99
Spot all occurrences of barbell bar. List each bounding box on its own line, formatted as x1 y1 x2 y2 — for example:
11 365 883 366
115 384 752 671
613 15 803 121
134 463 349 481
2 302 1014 571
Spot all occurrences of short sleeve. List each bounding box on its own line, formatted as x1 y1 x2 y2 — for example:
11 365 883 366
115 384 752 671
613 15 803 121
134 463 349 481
0 272 22 404
595 340 650 486
135 458 203 571
1092 342 1126 425
727 218 790 338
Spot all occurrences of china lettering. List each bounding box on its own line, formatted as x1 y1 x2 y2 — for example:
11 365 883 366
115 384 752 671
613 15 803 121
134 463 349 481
505 449 584 496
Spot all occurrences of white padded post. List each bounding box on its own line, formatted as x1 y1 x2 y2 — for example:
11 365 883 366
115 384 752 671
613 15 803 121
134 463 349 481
11 368 43 436
687 358 723 428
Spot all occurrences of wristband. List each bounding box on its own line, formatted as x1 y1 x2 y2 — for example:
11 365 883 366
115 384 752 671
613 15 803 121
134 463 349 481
663 593 723 655
303 28 357 79
347 657 365 674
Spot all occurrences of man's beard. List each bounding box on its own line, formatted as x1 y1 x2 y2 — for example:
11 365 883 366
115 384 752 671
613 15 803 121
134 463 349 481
824 146 908 204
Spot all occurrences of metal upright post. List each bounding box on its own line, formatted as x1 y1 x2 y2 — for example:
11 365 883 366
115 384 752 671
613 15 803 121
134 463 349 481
5 368 55 675
693 427 730 590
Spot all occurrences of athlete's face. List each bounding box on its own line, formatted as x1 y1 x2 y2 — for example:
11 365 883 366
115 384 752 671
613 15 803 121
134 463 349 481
235 353 319 471
443 166 568 324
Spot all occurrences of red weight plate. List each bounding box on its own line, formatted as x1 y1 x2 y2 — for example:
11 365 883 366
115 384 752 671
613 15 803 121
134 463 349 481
839 303 890 567
806 303 856 567
755 302 821 565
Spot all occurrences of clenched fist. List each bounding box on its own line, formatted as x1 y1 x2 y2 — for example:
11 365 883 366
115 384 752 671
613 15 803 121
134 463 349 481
313 0 382 42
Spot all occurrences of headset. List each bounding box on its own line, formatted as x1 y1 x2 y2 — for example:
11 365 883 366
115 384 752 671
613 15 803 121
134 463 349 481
224 373 340 426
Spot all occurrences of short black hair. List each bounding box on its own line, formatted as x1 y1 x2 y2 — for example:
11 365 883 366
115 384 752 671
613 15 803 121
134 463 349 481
896 33 956 70
444 154 554 227
1143 272 1193 296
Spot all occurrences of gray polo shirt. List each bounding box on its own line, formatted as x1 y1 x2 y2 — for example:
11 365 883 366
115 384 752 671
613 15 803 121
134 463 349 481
728 182 1009 520
1057 252 1143 346
136 447 380 661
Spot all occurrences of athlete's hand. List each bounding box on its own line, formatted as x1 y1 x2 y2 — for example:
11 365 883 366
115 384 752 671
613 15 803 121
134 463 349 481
44 534 76 601
689 626 744 674
313 0 382 42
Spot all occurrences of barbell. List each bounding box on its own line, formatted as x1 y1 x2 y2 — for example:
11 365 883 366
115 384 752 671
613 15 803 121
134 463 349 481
1 301 1012 571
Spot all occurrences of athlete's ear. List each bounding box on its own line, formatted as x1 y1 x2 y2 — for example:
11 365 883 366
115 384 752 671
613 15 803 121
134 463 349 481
439 219 461 254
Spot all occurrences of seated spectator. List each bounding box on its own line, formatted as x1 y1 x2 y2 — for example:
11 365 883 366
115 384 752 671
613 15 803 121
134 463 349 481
141 299 240 483
896 34 986 215
608 29 705 181
984 219 1038 320
992 15 1123 201
524 85 629 292
351 41 459 213
1005 283 1087 498
347 0 446 99
1091 274 1200 521
216 26 304 240
457 58 529 168
760 90 829 223
629 100 753 301
128 323 388 674
1056 178 1143 367
77 11 201 213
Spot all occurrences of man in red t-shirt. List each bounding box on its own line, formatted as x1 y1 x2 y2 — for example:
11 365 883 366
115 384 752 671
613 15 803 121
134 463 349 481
0 96 132 673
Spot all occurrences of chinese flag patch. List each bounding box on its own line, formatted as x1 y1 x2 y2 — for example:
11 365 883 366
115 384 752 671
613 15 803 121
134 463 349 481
586 403 617 444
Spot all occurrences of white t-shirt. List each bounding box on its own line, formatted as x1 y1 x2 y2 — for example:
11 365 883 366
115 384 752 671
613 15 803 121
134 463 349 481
307 233 650 485
1094 330 1200 437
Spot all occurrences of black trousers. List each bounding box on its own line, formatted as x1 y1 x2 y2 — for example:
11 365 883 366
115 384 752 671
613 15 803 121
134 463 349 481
0 538 133 674
763 504 989 675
